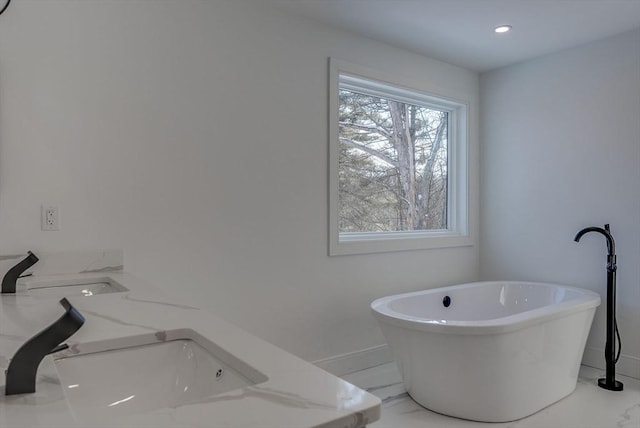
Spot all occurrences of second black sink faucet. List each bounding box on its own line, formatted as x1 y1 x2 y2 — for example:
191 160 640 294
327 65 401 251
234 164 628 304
1 251 39 294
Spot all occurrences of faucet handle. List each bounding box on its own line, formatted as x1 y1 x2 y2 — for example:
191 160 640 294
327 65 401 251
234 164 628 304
48 343 70 355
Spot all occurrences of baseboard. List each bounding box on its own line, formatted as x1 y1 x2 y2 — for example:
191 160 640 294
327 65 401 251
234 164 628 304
582 346 640 380
313 344 640 380
312 344 392 377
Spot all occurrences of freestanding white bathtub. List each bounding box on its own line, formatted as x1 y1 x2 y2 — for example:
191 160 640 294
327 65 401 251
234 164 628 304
371 281 600 422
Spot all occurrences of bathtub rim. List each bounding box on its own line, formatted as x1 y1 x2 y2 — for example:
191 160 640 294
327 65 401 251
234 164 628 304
371 281 601 335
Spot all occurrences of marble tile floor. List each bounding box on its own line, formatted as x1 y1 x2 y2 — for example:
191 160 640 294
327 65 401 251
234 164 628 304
342 363 640 428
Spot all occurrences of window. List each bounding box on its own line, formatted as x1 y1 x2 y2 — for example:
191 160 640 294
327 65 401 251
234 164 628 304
329 59 471 255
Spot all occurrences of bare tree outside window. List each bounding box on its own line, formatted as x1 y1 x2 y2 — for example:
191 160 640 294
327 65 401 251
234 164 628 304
338 88 449 233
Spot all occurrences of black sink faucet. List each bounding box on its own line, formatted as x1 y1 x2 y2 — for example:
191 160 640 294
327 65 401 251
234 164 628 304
5 298 85 395
1 251 39 294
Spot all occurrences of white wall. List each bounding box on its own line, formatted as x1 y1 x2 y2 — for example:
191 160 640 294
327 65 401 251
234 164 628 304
0 1 479 362
480 29 640 378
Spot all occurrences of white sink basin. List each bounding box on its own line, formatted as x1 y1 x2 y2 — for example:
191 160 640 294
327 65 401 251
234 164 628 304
27 277 128 298
54 330 267 421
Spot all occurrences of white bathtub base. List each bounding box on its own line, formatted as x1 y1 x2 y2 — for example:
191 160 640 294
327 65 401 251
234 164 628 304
372 282 600 423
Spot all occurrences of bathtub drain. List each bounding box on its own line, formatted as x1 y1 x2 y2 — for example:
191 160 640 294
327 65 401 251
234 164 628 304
443 296 451 307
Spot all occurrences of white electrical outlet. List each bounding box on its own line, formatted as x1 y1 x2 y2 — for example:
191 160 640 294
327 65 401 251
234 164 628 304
41 205 60 231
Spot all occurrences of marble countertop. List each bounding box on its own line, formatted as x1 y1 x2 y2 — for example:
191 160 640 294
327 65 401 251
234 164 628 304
0 271 380 428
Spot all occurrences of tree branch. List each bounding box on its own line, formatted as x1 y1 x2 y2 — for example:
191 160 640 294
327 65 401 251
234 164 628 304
339 121 393 139
339 138 398 168
419 116 447 219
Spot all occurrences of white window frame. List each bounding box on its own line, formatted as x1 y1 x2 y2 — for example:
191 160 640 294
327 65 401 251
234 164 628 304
329 58 472 256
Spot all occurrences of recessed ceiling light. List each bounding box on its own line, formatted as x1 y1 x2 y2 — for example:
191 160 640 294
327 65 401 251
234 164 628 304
494 25 512 34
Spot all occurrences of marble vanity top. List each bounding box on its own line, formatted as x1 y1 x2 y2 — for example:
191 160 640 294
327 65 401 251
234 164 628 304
0 272 380 428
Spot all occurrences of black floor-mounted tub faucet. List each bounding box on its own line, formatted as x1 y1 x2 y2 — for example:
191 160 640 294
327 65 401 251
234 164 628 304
574 224 623 391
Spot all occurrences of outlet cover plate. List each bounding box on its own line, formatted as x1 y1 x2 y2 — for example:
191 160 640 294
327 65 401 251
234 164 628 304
41 205 60 231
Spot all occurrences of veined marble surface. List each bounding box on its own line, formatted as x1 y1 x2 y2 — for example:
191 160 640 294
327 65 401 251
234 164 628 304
0 272 380 428
32 249 124 275
0 249 123 279
343 362 640 428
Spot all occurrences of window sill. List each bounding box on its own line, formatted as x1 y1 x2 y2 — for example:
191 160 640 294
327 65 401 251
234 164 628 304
329 232 474 256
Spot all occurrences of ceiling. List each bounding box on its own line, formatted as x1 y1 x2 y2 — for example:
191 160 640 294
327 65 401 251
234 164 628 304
262 0 640 72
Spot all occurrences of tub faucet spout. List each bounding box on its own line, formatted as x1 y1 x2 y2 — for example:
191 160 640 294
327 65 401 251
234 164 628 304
574 225 615 258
